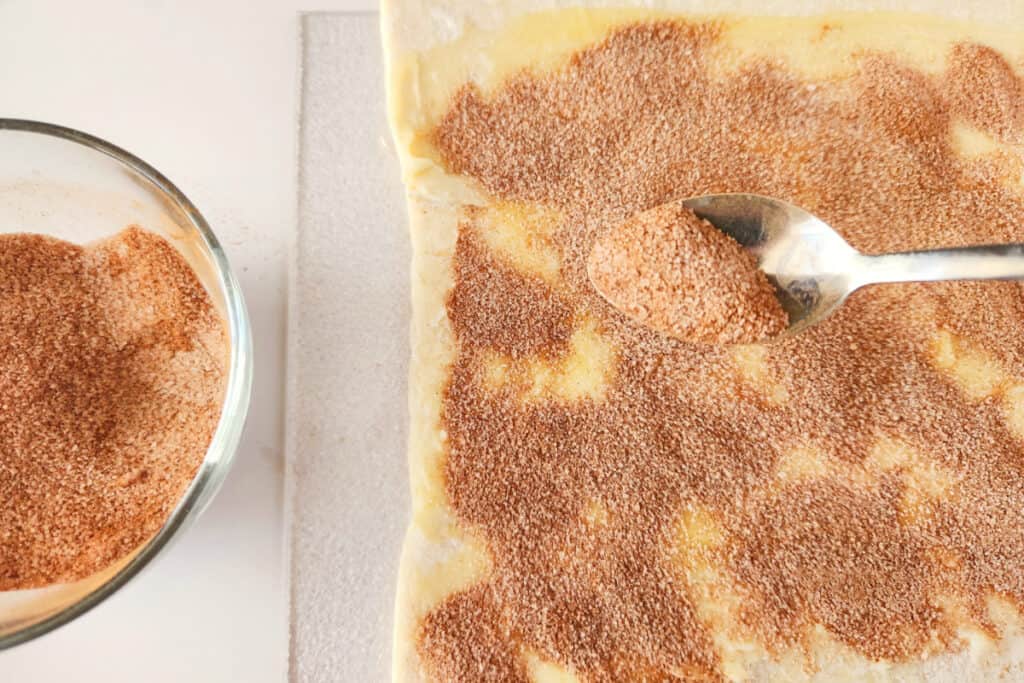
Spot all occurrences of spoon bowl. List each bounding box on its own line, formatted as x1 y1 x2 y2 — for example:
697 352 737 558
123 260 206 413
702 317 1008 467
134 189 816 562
671 193 1024 341
681 193 859 337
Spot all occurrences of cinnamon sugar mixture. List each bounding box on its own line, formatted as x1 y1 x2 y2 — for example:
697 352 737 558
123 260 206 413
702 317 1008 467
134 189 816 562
419 20 1024 682
0 227 227 589
588 202 787 344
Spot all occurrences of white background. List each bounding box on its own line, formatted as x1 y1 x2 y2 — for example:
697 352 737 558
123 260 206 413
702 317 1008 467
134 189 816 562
0 0 374 680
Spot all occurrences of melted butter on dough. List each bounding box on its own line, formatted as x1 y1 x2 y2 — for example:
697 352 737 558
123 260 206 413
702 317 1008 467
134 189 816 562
866 436 961 524
526 318 614 402
775 444 841 484
582 499 611 529
718 13 1024 81
406 508 493 609
933 330 1015 401
525 650 583 683
733 344 790 405
671 506 761 681
772 436 960 526
476 202 563 283
952 122 1003 157
1004 384 1024 440
480 318 615 402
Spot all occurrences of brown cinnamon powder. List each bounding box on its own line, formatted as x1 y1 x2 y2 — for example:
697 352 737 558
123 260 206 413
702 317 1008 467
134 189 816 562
0 226 227 589
588 202 787 344
418 18 1024 683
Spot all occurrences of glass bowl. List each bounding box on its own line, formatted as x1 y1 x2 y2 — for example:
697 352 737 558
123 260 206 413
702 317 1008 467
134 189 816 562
0 119 253 648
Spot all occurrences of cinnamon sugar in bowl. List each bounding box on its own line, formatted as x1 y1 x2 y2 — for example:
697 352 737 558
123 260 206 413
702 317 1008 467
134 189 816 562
0 120 252 648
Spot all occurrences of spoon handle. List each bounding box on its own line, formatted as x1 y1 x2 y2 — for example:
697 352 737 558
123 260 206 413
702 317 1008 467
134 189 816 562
858 244 1024 286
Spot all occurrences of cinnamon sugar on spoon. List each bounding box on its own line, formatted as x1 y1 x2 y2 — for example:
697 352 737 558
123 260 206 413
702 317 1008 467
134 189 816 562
0 226 228 590
588 201 788 344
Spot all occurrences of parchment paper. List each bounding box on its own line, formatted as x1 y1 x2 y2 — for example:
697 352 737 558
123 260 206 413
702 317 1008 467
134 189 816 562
288 12 409 682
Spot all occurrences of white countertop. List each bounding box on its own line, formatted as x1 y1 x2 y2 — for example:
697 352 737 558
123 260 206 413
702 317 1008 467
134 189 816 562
0 1 375 680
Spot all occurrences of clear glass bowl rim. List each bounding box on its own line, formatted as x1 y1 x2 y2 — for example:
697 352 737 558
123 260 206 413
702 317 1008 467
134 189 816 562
0 118 254 649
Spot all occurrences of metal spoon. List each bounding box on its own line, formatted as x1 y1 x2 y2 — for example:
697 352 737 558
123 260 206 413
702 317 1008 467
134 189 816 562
598 193 1024 342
